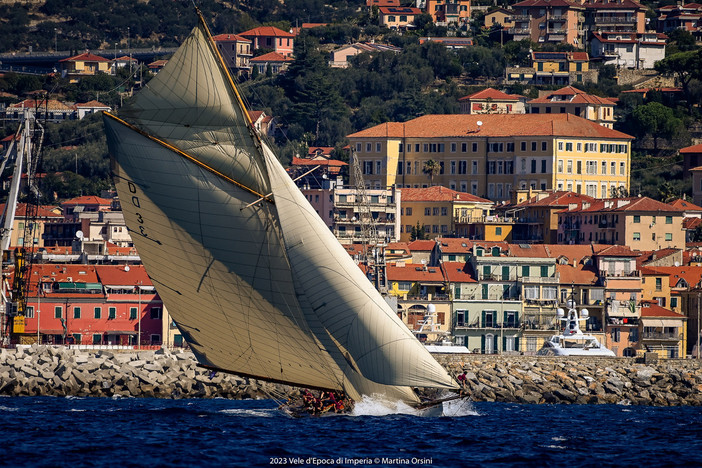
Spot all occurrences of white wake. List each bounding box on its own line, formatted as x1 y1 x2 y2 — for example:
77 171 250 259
350 394 478 417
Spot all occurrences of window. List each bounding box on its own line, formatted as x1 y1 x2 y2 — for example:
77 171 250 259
531 142 537 152
540 265 548 277
472 143 478 152
425 207 431 216
522 265 529 277
655 278 662 291
633 232 640 241
633 215 640 223
366 143 371 152
375 143 381 152
541 142 547 151
521 141 527 151
55 306 62 319
25 306 34 318
457 160 467 174
441 207 447 216
406 207 412 215
567 160 572 174
108 307 116 319
496 227 502 236
611 327 620 343
565 142 572 151
665 233 673 241
558 142 563 151
93 334 102 345
666 216 672 224
151 307 162 319
541 159 546 173
620 162 625 175
73 307 81 319
531 159 536 174
576 161 582 174
130 307 138 320
471 160 478 175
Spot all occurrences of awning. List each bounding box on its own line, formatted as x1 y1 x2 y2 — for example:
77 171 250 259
106 331 137 335
641 318 665 328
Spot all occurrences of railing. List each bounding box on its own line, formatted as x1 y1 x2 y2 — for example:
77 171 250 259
512 15 531 21
601 270 640 278
404 294 450 301
518 275 560 283
455 216 514 224
509 28 531 34
642 332 681 340
594 16 636 24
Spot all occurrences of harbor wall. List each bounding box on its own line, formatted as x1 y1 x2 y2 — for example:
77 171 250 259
2 346 702 405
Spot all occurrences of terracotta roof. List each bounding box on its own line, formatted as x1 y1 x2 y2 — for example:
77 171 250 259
59 52 111 63
343 244 365 257
387 264 445 282
528 86 616 106
437 238 474 254
583 0 645 10
74 100 110 108
9 99 74 111
563 196 686 214
148 60 168 68
113 55 137 62
94 265 151 286
61 195 113 206
347 114 633 140
506 244 551 258
441 261 477 283
250 52 293 62
594 245 640 257
401 186 491 203
239 26 294 38
669 198 702 211
408 240 436 251
640 303 685 319
0 203 61 218
512 191 596 209
543 244 599 263
212 34 250 42
28 264 99 284
681 143 702 154
459 88 523 102
684 218 702 231
556 264 598 285
385 242 411 256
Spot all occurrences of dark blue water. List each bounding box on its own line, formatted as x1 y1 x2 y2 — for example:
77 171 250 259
1 396 701 467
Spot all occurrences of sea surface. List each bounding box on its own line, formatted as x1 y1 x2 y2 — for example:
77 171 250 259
1 395 701 467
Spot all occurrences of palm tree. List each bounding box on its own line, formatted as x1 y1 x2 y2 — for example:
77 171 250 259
422 159 441 186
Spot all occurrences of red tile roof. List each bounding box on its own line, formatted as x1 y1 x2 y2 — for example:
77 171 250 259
212 33 251 42
681 143 702 154
250 52 293 62
378 6 422 14
563 196 685 214
239 26 295 38
61 195 113 206
291 156 347 167
684 217 702 231
641 266 702 289
94 265 151 286
59 52 111 63
669 198 702 211
0 203 61 218
556 264 598 285
29 264 99 285
408 240 436 251
513 0 581 8
348 114 633 140
459 88 523 102
512 191 596 209
74 100 110 108
594 245 640 257
584 0 645 10
387 264 445 282
401 186 491 203
640 303 685 318
441 262 477 283
528 86 616 106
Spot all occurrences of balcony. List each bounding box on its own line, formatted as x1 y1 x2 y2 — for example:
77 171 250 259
405 294 450 302
509 28 532 35
642 331 681 341
512 15 531 22
455 215 514 225
594 16 636 24
518 274 560 284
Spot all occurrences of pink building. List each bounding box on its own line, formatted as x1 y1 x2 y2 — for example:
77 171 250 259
239 26 295 58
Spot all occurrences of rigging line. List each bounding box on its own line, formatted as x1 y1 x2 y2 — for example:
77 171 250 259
241 165 320 210
103 111 273 203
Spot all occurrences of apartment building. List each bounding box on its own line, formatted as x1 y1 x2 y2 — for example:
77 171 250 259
527 86 616 128
347 113 632 202
582 0 647 35
425 0 471 26
331 187 400 244
212 34 252 76
458 88 526 115
590 31 667 69
510 0 584 47
557 196 686 250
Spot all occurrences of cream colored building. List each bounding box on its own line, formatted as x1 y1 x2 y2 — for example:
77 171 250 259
527 86 616 128
347 114 632 202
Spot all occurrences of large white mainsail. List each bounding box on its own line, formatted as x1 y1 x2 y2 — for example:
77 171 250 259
103 13 457 404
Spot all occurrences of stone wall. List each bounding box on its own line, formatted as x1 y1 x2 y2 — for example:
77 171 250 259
2 346 702 406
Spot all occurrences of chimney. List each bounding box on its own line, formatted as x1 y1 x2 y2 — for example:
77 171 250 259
617 199 630 208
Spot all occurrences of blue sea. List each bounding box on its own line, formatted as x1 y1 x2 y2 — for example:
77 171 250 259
1 396 701 467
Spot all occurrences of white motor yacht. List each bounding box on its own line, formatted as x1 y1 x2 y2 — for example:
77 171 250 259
537 303 615 356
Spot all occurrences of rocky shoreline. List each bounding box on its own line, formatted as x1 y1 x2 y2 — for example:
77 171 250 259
2 346 702 406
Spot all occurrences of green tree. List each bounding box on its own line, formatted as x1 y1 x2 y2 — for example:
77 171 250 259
422 159 441 186
411 221 428 241
631 102 683 151
655 49 702 112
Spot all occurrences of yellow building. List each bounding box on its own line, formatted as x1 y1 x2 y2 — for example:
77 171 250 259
399 186 492 242
59 52 113 83
484 8 514 29
640 267 673 310
379 6 422 29
347 113 632 202
426 0 471 26
0 203 62 249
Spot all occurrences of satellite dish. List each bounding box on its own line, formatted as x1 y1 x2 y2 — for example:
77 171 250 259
476 120 483 127
124 265 130 272
427 304 436 313
421 259 427 264
675 261 680 267
76 230 83 239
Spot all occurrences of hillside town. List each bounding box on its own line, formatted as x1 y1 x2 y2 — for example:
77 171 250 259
1 0 702 362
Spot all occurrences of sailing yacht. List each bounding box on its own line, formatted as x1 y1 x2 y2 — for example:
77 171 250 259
103 11 460 413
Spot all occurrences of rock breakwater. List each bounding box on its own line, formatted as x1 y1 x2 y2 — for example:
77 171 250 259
439 355 702 406
0 346 294 400
2 346 702 405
